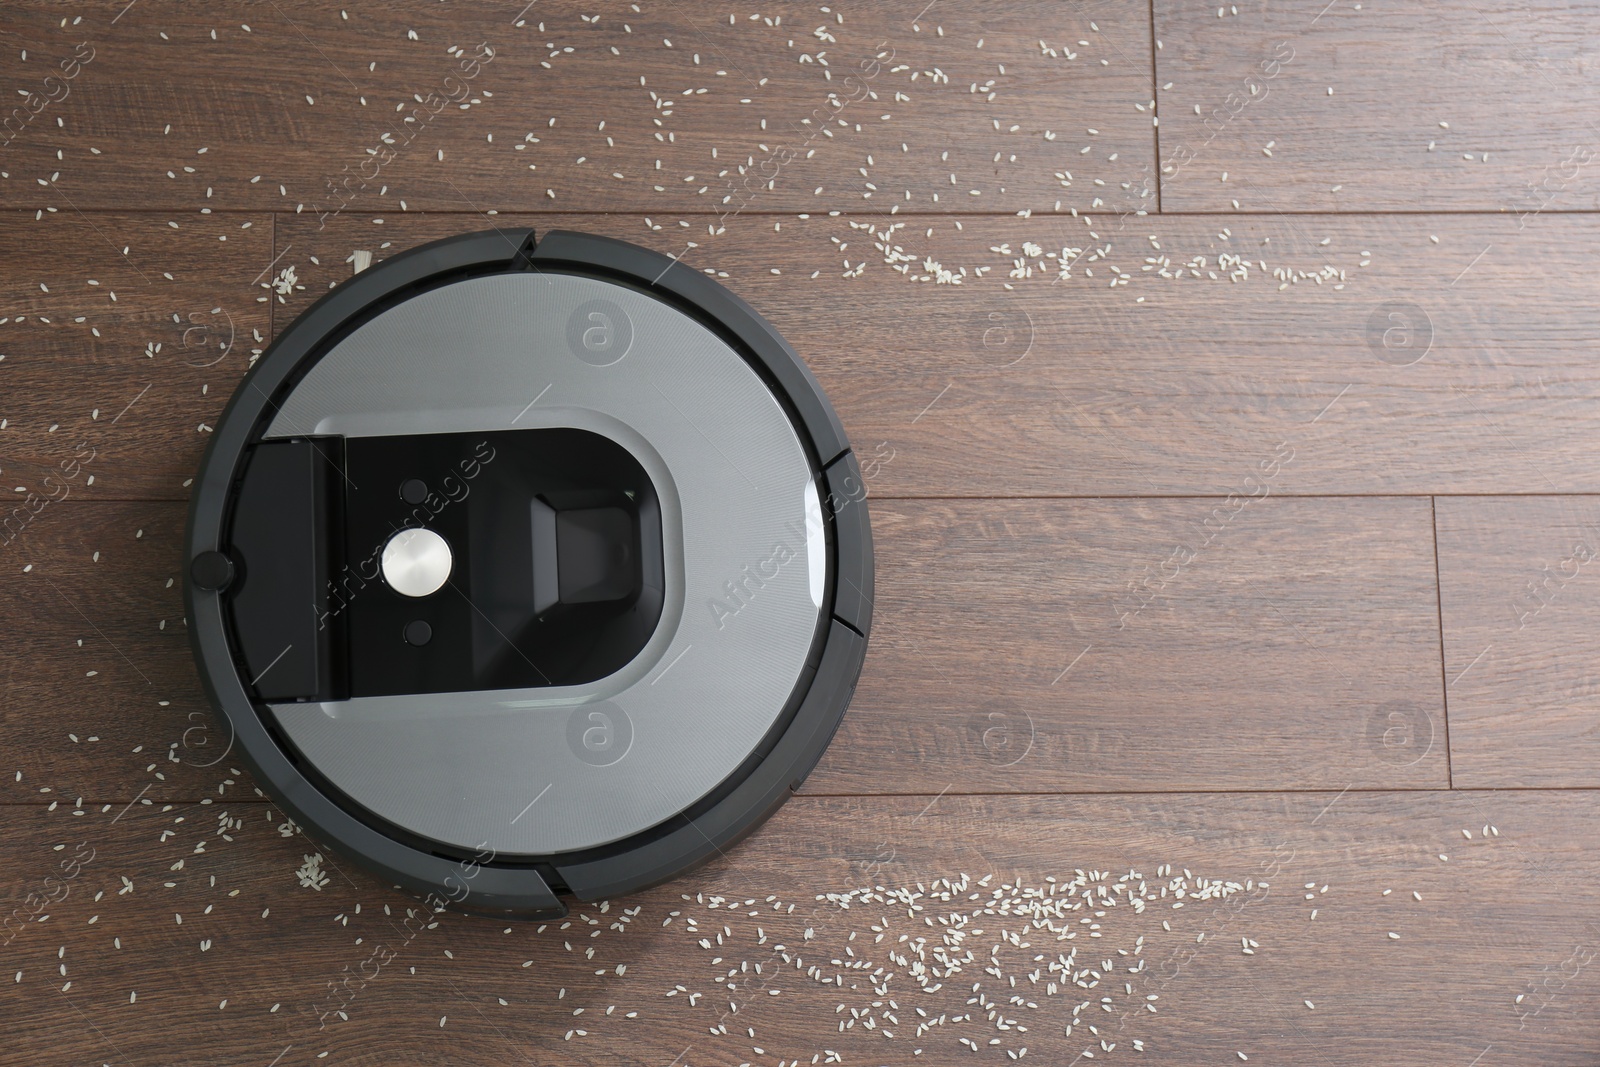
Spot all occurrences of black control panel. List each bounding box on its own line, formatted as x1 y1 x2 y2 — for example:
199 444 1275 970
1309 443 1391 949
223 427 664 702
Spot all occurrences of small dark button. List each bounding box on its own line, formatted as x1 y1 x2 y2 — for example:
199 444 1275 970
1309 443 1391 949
190 550 235 592
399 478 429 505
403 620 433 646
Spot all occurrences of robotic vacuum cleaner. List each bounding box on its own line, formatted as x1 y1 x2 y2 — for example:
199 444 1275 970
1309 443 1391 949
183 229 872 919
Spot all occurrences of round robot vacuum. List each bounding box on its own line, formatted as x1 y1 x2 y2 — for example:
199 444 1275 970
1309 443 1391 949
183 229 872 919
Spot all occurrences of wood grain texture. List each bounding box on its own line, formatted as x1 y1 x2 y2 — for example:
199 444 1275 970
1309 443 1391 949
0 498 186 633
0 209 272 500
0 633 224 806
0 0 1156 216
1153 0 1600 212
2 790 1596 1066
1437 496 1600 789
0 499 217 806
805 495 1446 794
279 210 1600 497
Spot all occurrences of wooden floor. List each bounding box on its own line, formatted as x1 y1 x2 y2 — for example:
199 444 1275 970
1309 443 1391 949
5 1 1600 1063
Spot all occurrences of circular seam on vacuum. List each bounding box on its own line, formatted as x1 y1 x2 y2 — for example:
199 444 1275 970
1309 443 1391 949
260 271 824 855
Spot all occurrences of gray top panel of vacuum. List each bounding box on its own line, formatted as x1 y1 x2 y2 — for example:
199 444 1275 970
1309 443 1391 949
263 271 824 855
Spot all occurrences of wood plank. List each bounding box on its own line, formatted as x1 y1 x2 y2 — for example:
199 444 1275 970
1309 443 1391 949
805 495 1446 793
2 495 1444 799
0 634 225 808
0 499 186 631
1437 496 1600 789
2 790 1595 1065
1153 0 1600 212
1 0 1155 216
277 210 1600 497
0 209 272 500
0 502 231 806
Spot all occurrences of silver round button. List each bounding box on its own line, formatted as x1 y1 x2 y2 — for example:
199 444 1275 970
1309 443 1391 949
381 527 453 598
